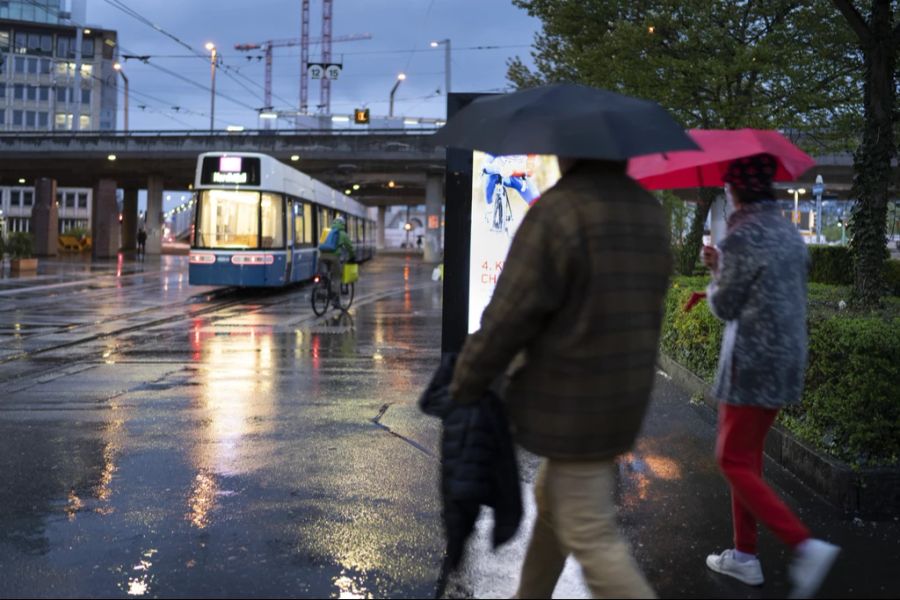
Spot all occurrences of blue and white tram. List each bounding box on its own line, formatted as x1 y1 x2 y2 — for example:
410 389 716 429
189 152 375 288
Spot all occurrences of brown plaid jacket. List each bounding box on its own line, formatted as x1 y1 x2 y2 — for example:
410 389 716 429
450 161 672 460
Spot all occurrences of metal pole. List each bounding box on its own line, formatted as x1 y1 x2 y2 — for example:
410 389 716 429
389 77 404 117
444 39 451 95
815 175 824 245
120 71 129 133
209 47 217 132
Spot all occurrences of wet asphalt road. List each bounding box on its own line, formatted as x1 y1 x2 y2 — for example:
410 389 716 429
1 254 898 599
0 255 445 598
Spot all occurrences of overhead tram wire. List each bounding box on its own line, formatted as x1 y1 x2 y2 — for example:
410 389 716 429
101 0 273 106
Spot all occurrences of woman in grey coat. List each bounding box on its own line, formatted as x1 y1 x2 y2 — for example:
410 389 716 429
702 154 839 599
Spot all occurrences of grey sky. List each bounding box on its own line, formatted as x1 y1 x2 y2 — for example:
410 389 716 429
83 0 542 130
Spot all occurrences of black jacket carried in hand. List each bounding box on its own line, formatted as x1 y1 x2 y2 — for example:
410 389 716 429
419 354 522 568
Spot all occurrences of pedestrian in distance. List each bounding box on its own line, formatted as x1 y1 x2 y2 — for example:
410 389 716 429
702 154 840 599
137 227 147 260
450 157 672 599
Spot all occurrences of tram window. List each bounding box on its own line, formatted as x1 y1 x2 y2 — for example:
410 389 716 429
318 207 331 240
304 203 313 244
293 202 304 244
195 189 259 248
261 193 284 248
286 201 295 247
357 218 364 242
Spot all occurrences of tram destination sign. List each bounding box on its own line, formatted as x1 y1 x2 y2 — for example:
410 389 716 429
200 156 261 186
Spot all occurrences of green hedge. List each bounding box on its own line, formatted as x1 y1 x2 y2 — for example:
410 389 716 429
886 259 900 297
808 245 853 285
808 245 900 296
663 276 900 467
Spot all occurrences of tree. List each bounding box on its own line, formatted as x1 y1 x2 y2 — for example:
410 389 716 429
508 0 862 275
831 0 898 307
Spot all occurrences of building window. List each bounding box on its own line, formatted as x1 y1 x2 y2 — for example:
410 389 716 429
78 192 88 208
0 30 9 52
38 111 48 128
0 83 5 99
56 191 63 207
79 114 90 130
27 57 38 74
12 110 23 126
11 190 20 206
55 113 71 129
14 56 25 74
39 86 49 102
26 85 37 101
13 84 23 100
23 191 33 207
14 31 26 53
25 110 35 127
65 192 75 208
0 109 5 126
82 38 94 58
40 58 51 74
81 88 90 105
56 87 68 102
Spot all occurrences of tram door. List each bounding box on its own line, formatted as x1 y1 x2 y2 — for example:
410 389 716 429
285 199 294 282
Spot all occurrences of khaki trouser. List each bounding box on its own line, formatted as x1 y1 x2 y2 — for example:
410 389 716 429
516 460 656 599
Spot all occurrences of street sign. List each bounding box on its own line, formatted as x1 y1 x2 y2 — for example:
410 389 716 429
812 183 824 196
307 63 343 80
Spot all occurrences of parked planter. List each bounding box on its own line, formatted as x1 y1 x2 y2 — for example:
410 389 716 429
10 258 38 275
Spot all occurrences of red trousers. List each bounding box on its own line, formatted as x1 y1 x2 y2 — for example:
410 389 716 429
716 403 811 554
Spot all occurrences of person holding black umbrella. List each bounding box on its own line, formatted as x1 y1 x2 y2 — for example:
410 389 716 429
438 84 697 599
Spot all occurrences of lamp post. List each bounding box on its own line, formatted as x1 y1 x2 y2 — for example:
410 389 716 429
113 62 129 133
430 39 451 96
787 187 806 230
206 42 217 132
813 175 825 244
389 73 406 118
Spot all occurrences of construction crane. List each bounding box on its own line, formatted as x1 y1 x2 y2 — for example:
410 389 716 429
235 31 371 117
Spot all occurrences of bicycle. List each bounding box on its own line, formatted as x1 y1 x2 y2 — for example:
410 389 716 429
311 265 355 316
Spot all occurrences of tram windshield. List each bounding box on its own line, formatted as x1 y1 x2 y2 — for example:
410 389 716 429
194 190 284 249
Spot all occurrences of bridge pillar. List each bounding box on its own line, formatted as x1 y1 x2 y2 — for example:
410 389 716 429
377 205 386 250
32 177 59 257
121 188 138 252
146 175 164 255
92 179 119 259
424 174 443 263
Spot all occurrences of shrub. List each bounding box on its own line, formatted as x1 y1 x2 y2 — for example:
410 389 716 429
7 232 34 260
663 276 900 467
885 260 900 297
807 245 852 285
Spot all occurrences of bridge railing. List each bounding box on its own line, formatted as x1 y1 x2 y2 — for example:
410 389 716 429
0 128 437 139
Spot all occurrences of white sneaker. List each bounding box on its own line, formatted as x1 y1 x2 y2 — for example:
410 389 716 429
789 539 840 599
706 549 765 585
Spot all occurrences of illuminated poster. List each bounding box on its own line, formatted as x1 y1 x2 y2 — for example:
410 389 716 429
468 151 561 333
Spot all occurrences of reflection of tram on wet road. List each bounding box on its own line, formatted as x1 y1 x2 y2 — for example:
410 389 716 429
189 152 374 287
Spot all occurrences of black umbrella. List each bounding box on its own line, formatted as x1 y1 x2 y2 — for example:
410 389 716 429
433 83 698 160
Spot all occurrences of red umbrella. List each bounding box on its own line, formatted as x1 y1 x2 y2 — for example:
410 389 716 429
627 129 815 190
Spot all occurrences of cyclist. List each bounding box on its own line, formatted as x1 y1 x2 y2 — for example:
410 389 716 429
482 154 541 207
318 216 355 305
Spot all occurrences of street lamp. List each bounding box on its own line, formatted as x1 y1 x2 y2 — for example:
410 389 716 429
788 187 806 229
389 73 406 118
113 62 129 133
430 39 451 97
206 42 217 132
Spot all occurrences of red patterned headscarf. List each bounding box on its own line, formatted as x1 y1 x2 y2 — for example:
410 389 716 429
723 153 777 194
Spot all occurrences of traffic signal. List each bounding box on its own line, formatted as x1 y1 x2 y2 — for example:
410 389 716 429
354 108 370 125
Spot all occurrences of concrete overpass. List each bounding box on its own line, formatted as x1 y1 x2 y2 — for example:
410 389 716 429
0 129 446 207
0 129 860 260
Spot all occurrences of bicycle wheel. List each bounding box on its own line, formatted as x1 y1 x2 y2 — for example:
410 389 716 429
311 278 331 316
338 281 355 310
